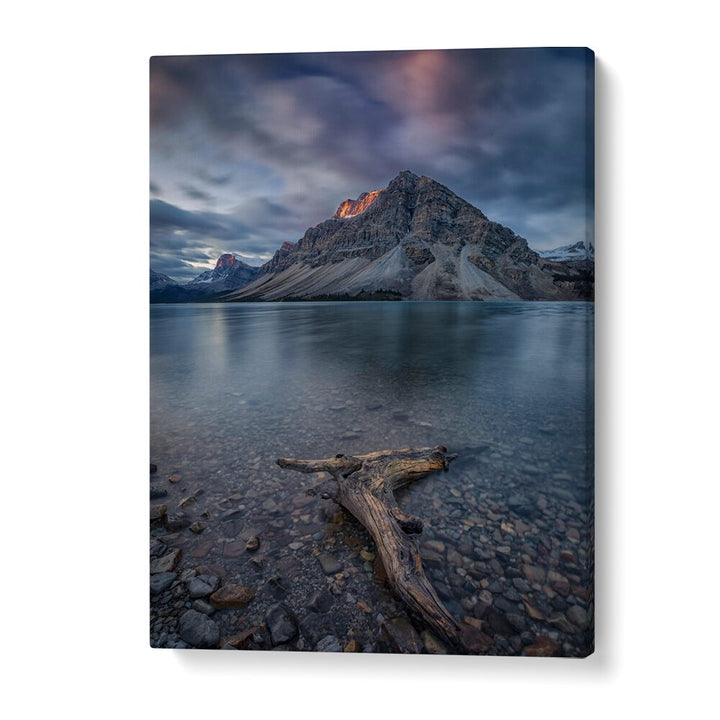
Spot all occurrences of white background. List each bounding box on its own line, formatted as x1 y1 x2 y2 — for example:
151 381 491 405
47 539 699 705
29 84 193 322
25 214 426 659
2 2 718 718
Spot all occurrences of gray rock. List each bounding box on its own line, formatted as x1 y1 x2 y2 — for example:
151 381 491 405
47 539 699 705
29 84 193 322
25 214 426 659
188 575 220 599
150 572 176 594
192 599 216 615
420 630 449 654
266 604 298 646
317 552 342 575
178 609 219 648
316 635 343 652
299 612 337 646
567 604 589 629
150 548 182 574
506 613 527 632
163 512 191 532
381 617 423 654
307 590 333 613
507 493 533 516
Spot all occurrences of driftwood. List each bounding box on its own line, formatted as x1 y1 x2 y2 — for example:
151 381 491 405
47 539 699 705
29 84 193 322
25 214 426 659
277 445 463 647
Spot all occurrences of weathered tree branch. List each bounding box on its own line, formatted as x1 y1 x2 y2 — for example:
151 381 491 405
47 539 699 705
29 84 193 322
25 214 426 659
277 445 462 647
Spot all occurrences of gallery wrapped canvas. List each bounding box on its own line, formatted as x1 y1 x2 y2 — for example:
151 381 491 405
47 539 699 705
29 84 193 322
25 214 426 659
150 47 594 656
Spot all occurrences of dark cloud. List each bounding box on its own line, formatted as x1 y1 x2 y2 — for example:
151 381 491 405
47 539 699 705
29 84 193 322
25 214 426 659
179 184 213 201
150 47 594 273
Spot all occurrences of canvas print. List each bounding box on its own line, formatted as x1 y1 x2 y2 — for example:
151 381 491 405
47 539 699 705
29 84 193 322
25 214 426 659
150 47 594 656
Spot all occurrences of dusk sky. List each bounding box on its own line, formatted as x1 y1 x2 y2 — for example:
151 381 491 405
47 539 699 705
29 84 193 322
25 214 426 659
150 48 593 283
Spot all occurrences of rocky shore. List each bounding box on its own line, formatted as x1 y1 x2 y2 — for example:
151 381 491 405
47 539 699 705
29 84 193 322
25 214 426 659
150 444 594 656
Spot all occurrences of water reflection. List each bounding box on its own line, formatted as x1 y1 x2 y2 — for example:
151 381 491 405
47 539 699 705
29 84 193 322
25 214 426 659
150 301 594 655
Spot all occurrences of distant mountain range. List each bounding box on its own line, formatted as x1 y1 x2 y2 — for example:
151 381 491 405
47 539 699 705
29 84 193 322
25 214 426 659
150 254 259 303
151 171 593 303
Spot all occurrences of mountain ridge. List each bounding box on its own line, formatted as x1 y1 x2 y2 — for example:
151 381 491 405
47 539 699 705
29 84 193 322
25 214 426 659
151 171 593 303
227 171 592 302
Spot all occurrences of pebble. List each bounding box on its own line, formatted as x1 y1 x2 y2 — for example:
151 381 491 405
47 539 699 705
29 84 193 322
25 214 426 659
246 536 260 551
192 599 216 615
150 572 176 594
381 617 423 654
266 604 298 646
150 504 167 522
420 630 448 654
523 635 560 657
316 635 343 652
512 577 531 593
307 590 333 613
150 549 182 574
567 604 588 629
210 583 255 609
163 512 190 532
317 552 342 575
522 564 546 584
188 575 219 599
423 540 446 554
178 609 219 648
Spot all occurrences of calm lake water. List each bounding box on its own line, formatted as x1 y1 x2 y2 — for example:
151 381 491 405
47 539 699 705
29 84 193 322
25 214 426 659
150 301 594 654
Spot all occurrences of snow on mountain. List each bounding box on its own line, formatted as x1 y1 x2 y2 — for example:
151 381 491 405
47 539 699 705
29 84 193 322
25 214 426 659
535 241 594 262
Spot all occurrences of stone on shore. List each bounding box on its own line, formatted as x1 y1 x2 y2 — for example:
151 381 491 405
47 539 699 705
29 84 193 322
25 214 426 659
524 635 560 657
209 583 255 609
266 604 298 646
317 552 342 575
381 617 423 653
150 548 182 574
316 635 343 652
188 574 220 599
150 572 176 594
178 609 220 648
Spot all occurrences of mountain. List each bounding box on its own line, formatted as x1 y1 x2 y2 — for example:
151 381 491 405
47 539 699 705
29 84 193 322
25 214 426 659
226 171 593 302
186 253 260 293
150 254 260 303
536 241 594 263
150 268 180 291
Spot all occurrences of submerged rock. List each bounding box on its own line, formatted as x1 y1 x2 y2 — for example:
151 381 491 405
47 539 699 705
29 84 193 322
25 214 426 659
178 609 219 649
316 635 343 652
150 548 182 574
188 575 220 599
317 552 342 575
209 583 255 609
381 617 423 654
150 572 176 594
266 604 298 646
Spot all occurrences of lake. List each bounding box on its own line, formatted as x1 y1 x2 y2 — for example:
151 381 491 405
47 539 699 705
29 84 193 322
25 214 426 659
150 301 594 655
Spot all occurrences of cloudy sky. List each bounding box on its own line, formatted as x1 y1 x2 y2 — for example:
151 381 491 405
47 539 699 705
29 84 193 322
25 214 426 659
150 48 593 283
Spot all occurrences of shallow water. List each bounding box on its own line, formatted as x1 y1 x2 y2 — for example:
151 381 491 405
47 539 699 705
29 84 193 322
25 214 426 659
150 301 594 654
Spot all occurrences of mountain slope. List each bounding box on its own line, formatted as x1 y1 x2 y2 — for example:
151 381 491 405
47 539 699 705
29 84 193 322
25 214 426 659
150 254 260 303
227 171 592 302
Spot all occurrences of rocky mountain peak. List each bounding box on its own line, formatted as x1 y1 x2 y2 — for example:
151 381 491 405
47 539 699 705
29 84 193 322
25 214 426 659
387 169 421 191
215 253 239 269
226 171 592 302
334 190 384 218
